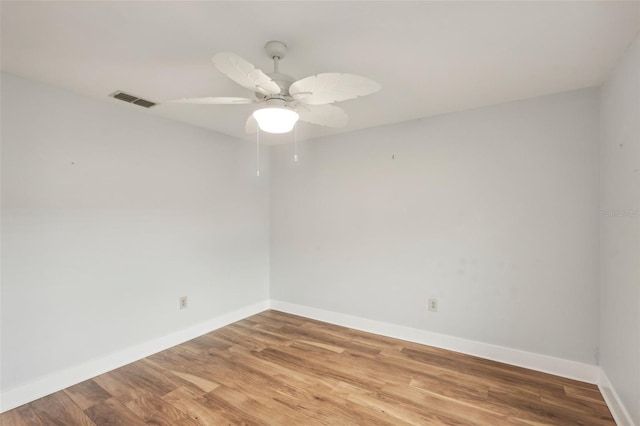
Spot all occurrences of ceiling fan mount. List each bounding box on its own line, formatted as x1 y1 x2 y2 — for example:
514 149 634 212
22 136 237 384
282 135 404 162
166 40 381 134
264 40 289 61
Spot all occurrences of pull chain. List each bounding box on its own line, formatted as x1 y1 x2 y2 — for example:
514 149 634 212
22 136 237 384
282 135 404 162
294 123 298 162
256 127 260 177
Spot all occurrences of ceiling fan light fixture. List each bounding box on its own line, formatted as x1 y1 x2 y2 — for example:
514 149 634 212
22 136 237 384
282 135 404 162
253 106 299 134
170 42 380 136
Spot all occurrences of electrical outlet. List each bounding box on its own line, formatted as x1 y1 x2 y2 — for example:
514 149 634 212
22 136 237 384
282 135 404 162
179 296 188 310
428 298 438 312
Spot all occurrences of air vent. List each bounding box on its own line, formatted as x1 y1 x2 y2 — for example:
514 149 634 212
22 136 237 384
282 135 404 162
109 91 156 108
132 99 155 108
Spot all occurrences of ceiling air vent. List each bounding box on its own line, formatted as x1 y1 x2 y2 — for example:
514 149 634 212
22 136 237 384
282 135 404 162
109 91 156 108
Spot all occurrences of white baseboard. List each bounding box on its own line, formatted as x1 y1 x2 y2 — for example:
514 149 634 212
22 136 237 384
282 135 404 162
599 369 636 426
269 300 600 384
0 300 269 413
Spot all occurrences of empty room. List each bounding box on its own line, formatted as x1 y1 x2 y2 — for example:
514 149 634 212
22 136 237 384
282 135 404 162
1 1 639 425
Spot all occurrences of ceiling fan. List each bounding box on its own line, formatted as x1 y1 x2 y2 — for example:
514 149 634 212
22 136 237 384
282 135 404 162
168 41 381 134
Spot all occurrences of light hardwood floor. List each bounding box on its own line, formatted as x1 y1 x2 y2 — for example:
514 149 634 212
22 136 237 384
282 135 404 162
1 310 614 425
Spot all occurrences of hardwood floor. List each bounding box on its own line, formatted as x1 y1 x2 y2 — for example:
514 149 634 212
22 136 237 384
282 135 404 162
1 310 615 425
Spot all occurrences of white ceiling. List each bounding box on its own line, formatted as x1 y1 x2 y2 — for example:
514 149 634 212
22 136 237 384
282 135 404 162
1 1 639 144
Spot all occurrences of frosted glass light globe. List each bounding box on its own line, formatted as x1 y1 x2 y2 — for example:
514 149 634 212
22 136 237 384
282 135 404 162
253 107 299 134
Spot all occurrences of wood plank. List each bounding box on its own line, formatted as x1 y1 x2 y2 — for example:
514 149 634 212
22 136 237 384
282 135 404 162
63 379 112 410
487 388 610 426
30 392 96 426
93 360 179 403
200 385 292 425
161 386 239 425
124 393 192 425
0 404 48 426
563 384 609 404
84 397 147 426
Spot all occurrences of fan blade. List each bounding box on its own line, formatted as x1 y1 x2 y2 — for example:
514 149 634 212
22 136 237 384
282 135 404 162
245 115 258 134
297 104 348 128
166 96 254 105
212 52 281 96
289 73 380 105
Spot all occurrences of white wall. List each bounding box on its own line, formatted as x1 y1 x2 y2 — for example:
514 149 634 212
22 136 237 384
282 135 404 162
599 33 640 426
0 73 270 394
271 88 600 364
